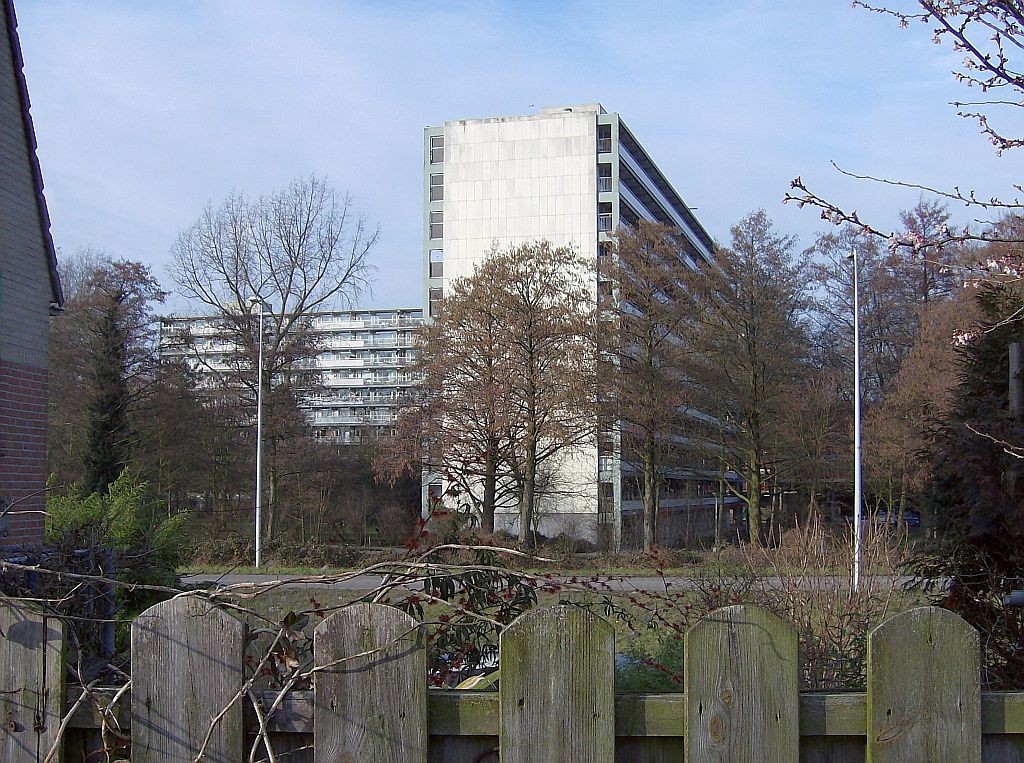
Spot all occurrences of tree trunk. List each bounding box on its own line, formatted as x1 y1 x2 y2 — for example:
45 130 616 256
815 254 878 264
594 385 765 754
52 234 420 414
895 480 907 527
267 473 278 542
261 395 278 544
715 473 725 548
314 488 326 544
747 457 764 545
807 487 819 524
482 441 498 534
266 437 279 543
828 488 840 526
519 432 537 548
519 352 539 549
642 441 658 554
768 487 779 545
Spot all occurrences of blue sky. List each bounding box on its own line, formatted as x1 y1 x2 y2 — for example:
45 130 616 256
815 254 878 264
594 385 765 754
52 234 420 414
14 0 1023 310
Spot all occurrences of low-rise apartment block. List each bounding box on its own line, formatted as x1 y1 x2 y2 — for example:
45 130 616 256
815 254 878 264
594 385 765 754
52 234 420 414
159 308 423 445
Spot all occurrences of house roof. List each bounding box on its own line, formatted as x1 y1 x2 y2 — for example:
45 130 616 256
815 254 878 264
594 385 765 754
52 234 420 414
3 0 63 308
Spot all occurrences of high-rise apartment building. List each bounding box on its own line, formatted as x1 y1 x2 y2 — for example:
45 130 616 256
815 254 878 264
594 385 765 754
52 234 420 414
158 308 423 445
422 104 718 547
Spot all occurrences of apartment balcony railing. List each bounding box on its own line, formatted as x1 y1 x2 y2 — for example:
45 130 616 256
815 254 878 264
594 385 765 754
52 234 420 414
314 317 422 330
323 377 367 386
597 176 612 193
164 322 218 336
318 338 415 351
312 414 363 426
315 357 367 369
309 393 400 406
316 356 407 369
319 338 366 349
312 412 397 426
597 214 614 232
597 137 612 153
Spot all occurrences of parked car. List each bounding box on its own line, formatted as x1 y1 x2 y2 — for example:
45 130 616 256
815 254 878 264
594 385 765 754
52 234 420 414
864 509 920 527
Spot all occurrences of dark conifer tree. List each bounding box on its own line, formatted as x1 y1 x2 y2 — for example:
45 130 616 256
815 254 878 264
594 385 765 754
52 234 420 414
82 298 131 495
915 283 1024 688
76 262 165 496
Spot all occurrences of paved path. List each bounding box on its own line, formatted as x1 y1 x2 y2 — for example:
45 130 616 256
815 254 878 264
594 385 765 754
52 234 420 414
181 572 924 591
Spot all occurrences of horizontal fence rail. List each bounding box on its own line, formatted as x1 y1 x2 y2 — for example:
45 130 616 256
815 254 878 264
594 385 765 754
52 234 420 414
2 598 1024 761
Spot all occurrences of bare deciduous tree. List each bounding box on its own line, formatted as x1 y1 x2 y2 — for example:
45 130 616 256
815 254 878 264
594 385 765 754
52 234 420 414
785 3 1024 260
598 220 696 553
482 242 597 547
862 288 978 524
809 201 971 402
376 262 518 533
679 211 812 543
169 175 378 540
378 241 596 548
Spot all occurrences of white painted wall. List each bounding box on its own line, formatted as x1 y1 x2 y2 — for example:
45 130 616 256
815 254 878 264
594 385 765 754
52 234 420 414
442 110 599 281
437 108 602 539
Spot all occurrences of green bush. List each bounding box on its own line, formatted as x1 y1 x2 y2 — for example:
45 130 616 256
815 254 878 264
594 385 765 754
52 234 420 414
47 470 186 586
615 633 684 692
41 469 187 662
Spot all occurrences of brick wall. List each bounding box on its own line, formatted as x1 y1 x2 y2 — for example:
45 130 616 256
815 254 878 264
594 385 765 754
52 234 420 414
0 359 47 549
1 0 54 372
1 1 59 552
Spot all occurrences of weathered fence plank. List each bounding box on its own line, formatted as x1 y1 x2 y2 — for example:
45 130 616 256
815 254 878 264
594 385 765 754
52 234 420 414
616 738 683 762
131 595 246 763
499 605 615 763
0 604 64 763
685 604 799 762
2 596 1020 762
982 693 1024 761
313 602 427 762
429 735 497 763
867 605 981 763
983 736 1024 763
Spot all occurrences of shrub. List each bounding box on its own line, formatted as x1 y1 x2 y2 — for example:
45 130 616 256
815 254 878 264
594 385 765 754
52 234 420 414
375 501 418 546
3 469 188 674
184 532 255 566
616 632 684 691
742 517 907 689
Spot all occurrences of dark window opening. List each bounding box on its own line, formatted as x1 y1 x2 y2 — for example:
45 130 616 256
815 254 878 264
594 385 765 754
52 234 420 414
429 135 444 164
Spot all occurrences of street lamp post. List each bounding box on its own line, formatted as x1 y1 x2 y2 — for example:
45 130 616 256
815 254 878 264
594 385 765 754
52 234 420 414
249 297 271 569
850 250 863 591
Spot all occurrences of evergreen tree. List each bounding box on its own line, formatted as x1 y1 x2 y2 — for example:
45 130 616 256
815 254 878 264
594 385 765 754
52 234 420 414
83 295 131 494
915 282 1024 688
76 262 165 495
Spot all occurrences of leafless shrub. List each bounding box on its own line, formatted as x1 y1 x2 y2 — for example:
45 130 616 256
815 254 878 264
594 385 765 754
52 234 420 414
743 516 909 688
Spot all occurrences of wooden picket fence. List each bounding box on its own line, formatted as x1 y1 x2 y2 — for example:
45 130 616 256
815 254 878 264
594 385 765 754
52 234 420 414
1 596 1023 762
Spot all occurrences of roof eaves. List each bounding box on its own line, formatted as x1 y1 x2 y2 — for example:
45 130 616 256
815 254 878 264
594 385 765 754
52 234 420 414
4 0 63 308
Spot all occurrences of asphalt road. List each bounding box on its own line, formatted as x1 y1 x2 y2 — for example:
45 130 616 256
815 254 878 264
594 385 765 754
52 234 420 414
181 572 924 591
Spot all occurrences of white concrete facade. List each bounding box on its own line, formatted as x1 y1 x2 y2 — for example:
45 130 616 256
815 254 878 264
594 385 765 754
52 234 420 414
439 109 599 280
422 104 716 546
